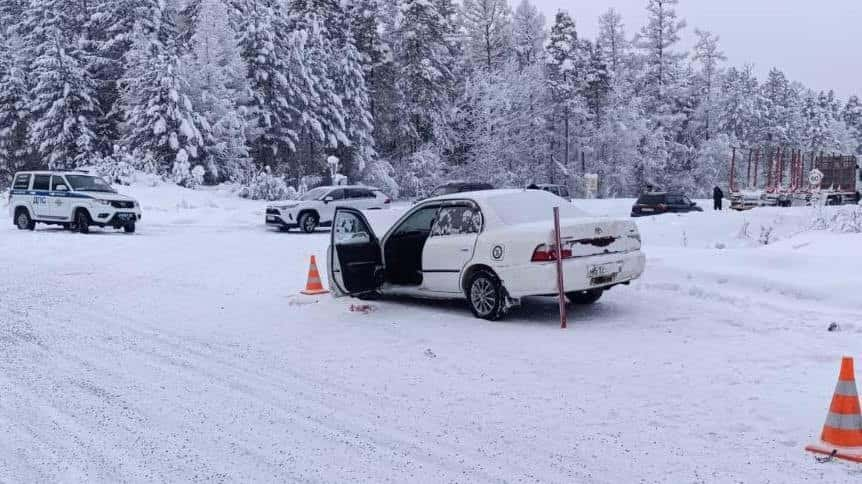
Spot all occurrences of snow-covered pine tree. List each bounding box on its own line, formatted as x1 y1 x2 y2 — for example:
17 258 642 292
597 8 628 77
24 0 101 169
801 91 845 154
635 0 686 105
346 0 392 113
462 0 513 71
231 0 299 170
582 41 611 129
718 65 763 146
692 29 725 140
759 68 802 146
511 0 544 70
391 0 458 155
286 0 375 181
182 0 252 183
121 5 205 185
545 11 586 176
842 95 862 153
0 28 34 181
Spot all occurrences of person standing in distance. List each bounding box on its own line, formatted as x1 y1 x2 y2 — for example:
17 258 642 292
713 186 724 211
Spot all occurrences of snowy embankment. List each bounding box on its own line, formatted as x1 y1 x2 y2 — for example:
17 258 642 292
1 185 861 482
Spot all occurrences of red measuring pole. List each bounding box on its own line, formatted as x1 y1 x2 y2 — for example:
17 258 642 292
553 207 567 329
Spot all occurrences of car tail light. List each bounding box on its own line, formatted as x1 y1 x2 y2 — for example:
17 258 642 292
531 244 572 262
657 203 667 211
384 198 391 204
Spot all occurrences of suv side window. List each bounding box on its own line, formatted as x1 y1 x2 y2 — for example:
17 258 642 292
13 174 31 190
51 175 68 191
559 187 570 198
348 188 374 199
431 205 482 236
328 189 346 200
32 175 50 191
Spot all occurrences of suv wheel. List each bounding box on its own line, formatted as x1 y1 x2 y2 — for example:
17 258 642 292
567 289 603 305
467 271 505 320
123 222 136 233
15 209 35 231
71 210 90 234
299 212 318 234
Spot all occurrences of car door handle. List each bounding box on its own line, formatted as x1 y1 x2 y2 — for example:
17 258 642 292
459 248 470 252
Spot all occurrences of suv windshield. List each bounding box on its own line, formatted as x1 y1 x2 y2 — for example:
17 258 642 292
66 175 116 193
300 187 330 201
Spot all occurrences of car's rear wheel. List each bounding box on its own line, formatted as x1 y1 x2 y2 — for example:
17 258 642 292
567 288 603 305
15 209 35 231
299 212 318 234
71 209 90 234
467 271 504 320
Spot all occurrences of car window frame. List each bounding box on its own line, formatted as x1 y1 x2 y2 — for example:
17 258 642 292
382 202 445 246
51 175 69 191
32 174 51 191
348 187 375 199
430 201 484 237
13 173 31 190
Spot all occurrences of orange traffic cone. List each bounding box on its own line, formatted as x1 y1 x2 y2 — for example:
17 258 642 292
805 357 862 463
301 255 329 295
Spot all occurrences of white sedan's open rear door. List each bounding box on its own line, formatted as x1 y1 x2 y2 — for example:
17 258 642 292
329 207 383 296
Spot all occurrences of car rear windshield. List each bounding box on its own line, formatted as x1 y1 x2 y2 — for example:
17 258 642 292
637 194 665 205
487 192 588 225
66 175 115 192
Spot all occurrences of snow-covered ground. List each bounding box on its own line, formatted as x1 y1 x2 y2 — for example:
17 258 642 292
2 184 862 482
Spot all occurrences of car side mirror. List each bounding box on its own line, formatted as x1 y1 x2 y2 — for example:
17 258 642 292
323 196 334 204
55 184 68 192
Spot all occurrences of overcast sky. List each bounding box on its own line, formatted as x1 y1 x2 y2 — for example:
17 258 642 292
530 0 861 100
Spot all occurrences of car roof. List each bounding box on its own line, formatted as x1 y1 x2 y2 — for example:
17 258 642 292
439 181 493 187
423 188 528 203
313 185 379 190
15 170 92 175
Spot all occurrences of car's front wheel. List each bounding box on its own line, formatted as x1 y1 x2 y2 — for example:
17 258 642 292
467 271 505 320
15 209 35 231
123 222 136 233
567 288 603 305
71 210 90 234
299 212 318 234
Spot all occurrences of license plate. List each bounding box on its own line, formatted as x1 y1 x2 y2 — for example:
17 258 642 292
266 216 276 221
588 262 621 278
640 207 654 212
117 213 133 220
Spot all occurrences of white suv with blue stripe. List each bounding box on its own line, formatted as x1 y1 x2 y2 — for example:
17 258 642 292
8 171 142 234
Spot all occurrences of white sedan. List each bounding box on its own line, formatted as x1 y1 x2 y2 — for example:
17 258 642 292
328 189 646 320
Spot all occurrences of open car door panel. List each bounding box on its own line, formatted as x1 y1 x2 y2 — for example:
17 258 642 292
329 207 383 296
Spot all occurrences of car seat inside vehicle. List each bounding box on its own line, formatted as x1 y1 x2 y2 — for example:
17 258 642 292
384 206 438 286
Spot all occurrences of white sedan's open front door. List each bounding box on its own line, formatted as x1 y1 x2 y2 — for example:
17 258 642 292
329 207 383 296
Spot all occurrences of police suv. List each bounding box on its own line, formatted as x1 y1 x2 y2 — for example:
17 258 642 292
8 171 142 233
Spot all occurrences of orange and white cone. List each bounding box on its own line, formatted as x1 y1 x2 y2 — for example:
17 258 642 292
805 356 862 463
301 255 329 295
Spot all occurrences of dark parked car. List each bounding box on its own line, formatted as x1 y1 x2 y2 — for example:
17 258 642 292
631 192 703 217
419 182 494 202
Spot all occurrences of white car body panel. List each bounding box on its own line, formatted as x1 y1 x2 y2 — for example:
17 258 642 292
266 185 389 229
8 171 142 227
329 189 646 304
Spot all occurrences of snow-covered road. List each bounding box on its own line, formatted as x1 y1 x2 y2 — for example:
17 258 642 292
2 186 861 482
